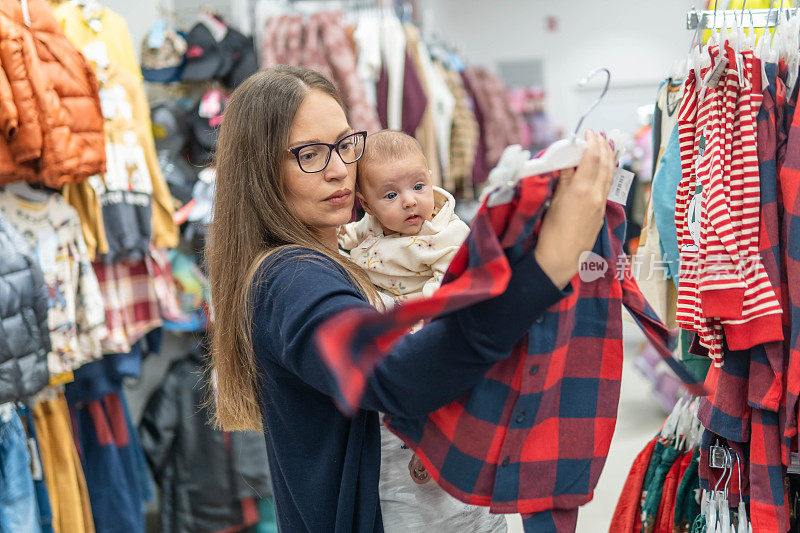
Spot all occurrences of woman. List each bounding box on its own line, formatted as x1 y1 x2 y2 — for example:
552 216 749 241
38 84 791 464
207 66 615 531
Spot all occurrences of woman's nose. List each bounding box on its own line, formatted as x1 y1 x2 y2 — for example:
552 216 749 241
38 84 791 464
323 151 348 181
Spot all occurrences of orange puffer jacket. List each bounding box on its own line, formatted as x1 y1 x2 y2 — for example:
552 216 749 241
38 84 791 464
0 0 105 187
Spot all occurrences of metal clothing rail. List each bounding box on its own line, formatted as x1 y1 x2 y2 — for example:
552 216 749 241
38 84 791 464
686 7 790 30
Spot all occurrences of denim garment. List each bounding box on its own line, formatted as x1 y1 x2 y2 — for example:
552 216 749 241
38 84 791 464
0 406 41 533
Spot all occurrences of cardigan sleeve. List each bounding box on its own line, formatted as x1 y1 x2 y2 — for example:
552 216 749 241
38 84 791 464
251 248 568 417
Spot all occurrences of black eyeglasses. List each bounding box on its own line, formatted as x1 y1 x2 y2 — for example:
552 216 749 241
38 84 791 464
287 131 367 173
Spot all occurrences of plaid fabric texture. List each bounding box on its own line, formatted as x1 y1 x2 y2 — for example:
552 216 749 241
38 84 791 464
780 58 800 485
92 259 162 354
696 59 800 533
316 171 705 521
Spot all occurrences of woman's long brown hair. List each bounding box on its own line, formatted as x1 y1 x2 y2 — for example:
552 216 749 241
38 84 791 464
206 66 377 431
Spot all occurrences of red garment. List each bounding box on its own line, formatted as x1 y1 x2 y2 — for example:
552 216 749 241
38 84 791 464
656 450 693 533
610 437 658 533
676 45 782 363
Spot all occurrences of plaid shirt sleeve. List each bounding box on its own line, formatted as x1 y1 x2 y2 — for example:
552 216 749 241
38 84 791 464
315 171 706 519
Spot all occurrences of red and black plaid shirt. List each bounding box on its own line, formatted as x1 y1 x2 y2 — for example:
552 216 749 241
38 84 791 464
316 171 705 522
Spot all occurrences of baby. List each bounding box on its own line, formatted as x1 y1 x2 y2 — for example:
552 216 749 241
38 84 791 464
338 129 470 307
339 131 506 531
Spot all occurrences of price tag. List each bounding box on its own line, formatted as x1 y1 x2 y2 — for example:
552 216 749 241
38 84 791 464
607 168 634 205
27 438 43 481
789 452 800 475
704 57 728 89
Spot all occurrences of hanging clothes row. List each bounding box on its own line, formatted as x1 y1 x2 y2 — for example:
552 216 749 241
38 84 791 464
0 1 225 531
611 397 706 533
632 5 800 531
256 5 521 200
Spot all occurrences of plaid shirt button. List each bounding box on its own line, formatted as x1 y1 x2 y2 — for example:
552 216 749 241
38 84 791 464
516 411 525 423
501 457 510 467
535 315 545 324
529 365 539 375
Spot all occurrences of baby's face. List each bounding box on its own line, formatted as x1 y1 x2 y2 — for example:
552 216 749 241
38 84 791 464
358 155 435 236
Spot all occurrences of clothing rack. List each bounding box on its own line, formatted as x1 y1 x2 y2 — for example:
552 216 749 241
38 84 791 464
686 7 788 30
246 0 413 37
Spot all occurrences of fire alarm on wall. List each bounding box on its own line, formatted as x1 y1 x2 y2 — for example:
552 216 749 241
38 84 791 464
545 16 559 32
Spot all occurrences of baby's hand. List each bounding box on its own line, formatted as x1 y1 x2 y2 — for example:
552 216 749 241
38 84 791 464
408 454 431 484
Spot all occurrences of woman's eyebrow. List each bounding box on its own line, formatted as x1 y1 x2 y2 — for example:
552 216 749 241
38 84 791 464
289 128 353 147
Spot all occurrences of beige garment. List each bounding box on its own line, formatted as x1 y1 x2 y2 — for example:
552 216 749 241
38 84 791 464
438 63 479 199
31 393 95 533
404 24 442 187
338 187 469 301
635 195 678 329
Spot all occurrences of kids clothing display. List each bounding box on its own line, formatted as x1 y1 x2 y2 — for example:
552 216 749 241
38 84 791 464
338 186 470 302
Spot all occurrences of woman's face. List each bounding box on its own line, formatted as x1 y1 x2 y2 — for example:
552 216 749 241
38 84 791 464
283 90 357 237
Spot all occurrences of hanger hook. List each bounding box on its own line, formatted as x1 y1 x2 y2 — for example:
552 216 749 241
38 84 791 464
723 450 733 497
767 1 774 30
735 452 742 496
573 67 611 137
690 10 703 53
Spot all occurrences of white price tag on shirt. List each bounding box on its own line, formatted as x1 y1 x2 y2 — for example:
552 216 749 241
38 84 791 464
607 168 635 205
28 438 43 481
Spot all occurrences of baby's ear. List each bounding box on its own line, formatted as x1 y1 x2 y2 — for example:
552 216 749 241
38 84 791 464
357 192 374 216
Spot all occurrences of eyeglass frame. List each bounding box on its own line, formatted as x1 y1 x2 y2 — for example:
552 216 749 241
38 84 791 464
286 130 367 174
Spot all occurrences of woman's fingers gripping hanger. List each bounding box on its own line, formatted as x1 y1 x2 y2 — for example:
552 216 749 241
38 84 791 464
564 130 615 202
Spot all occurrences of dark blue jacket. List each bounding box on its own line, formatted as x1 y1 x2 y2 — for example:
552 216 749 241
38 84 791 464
251 248 567 532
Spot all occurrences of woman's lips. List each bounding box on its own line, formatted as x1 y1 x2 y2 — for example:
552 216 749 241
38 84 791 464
324 190 351 205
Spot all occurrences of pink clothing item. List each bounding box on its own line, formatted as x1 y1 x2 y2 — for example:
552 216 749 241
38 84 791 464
463 68 521 170
319 11 380 133
302 13 333 80
272 14 291 65
284 14 304 66
259 15 280 68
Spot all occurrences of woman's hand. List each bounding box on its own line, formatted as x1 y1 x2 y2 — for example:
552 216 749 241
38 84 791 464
534 130 615 289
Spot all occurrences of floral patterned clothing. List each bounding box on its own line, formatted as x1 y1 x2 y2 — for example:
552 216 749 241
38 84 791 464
338 187 469 303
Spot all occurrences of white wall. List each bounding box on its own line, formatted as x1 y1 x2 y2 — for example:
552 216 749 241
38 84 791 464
420 0 697 135
101 0 166 60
